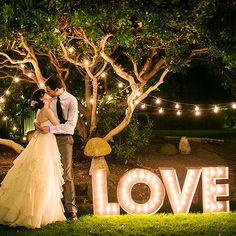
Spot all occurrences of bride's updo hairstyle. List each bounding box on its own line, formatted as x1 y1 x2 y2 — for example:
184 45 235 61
31 89 46 109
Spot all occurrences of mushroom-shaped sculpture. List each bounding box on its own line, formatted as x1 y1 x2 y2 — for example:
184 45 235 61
84 137 111 175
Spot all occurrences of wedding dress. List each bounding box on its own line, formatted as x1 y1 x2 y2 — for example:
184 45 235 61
0 120 66 228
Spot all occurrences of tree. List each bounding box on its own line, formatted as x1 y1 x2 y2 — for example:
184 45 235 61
0 0 235 147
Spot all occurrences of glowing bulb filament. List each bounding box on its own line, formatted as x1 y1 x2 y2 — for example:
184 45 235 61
214 105 219 113
175 103 180 109
118 82 123 88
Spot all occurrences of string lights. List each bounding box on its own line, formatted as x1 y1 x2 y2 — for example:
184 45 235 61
0 58 235 141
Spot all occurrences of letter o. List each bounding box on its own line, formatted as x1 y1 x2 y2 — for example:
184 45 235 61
117 168 165 215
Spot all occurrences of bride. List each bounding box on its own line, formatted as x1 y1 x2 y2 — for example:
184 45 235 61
0 89 66 228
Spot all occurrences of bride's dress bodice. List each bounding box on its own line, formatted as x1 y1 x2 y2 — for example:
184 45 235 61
40 120 51 127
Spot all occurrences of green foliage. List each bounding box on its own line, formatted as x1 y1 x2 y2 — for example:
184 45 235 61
0 0 235 143
104 115 153 164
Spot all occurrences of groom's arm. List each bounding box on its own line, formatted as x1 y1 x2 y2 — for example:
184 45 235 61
49 96 78 134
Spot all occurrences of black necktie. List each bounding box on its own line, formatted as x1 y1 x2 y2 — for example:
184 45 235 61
57 97 66 124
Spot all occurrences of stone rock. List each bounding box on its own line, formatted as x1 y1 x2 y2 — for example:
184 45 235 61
159 143 178 155
179 136 191 154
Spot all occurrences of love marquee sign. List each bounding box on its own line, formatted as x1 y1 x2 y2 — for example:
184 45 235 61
91 167 230 216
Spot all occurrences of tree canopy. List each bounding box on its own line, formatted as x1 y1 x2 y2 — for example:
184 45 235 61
0 0 235 144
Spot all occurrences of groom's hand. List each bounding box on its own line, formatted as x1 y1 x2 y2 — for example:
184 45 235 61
34 121 43 131
40 126 50 134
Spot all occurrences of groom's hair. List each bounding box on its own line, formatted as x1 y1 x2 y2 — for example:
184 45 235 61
45 76 64 90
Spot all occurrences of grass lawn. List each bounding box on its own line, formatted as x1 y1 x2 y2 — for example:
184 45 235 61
0 212 236 236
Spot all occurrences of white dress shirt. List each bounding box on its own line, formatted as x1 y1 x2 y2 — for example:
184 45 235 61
49 90 78 135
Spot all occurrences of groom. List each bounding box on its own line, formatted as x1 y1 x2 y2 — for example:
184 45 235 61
35 76 78 221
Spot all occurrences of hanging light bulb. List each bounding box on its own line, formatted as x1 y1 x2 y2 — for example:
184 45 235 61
136 91 141 97
2 116 7 121
20 64 25 68
5 90 10 95
0 97 5 103
12 126 17 131
156 98 161 104
22 136 27 141
28 72 33 77
101 72 106 78
84 60 89 66
158 108 163 114
195 106 200 112
175 103 180 109
141 104 146 109
214 105 219 113
195 110 201 116
68 47 74 53
232 103 236 109
39 82 45 88
90 98 94 104
177 110 181 116
107 95 112 101
118 82 123 88
14 77 20 82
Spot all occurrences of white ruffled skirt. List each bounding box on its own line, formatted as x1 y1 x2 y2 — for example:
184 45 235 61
0 132 66 228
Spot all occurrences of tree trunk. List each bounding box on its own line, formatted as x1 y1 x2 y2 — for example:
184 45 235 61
0 139 24 153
